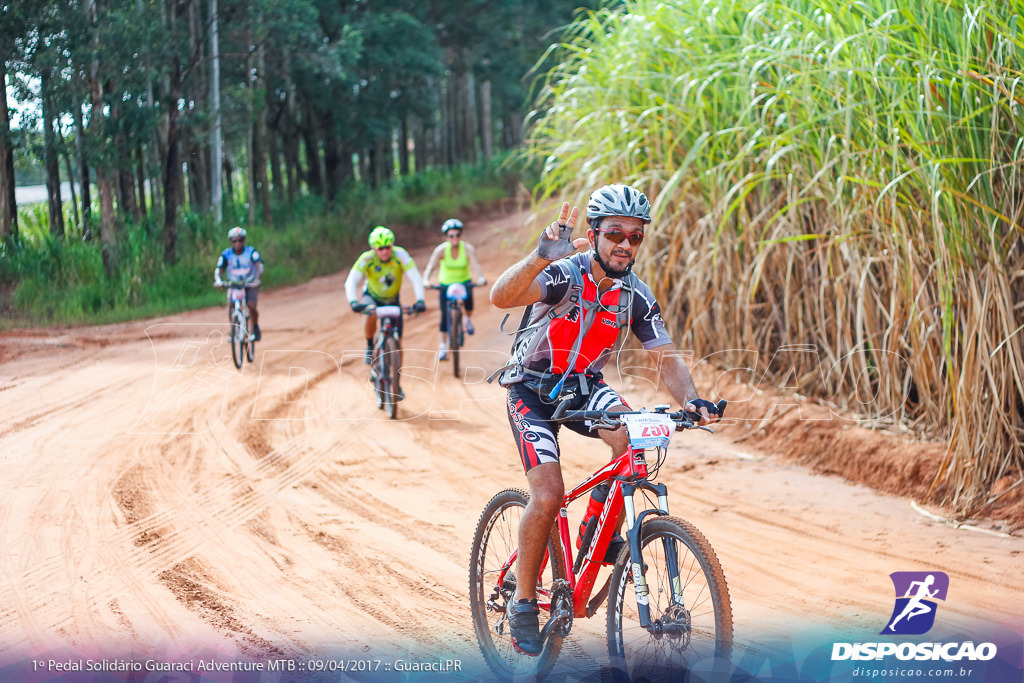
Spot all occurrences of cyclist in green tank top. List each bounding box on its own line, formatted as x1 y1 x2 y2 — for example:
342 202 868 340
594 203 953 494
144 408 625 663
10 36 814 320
423 218 487 361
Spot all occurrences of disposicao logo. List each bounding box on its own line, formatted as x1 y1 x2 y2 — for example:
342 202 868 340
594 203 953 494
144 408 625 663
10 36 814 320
881 571 949 635
831 571 997 663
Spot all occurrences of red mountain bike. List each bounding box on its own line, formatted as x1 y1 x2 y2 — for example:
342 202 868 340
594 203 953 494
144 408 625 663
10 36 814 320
469 401 732 680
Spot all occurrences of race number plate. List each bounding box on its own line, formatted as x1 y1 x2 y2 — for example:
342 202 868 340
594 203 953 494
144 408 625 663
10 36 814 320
445 283 468 301
622 412 675 450
230 288 246 302
375 305 402 319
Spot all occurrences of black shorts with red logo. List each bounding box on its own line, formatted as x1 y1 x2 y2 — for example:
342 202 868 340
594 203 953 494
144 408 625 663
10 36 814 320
505 375 629 473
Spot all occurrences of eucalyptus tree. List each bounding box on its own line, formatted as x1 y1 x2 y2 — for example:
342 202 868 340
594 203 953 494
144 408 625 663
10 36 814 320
0 2 31 238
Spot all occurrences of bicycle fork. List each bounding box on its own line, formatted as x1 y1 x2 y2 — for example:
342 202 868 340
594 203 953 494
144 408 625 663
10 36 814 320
621 480 685 632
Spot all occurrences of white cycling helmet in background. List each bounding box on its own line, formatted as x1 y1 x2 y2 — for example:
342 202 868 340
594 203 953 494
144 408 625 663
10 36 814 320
441 218 463 234
227 226 247 241
586 183 651 225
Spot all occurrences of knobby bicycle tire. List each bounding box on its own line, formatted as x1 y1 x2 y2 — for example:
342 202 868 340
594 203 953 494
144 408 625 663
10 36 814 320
469 489 566 680
231 311 246 370
607 515 733 681
371 337 385 410
449 305 462 379
246 315 255 363
381 335 400 419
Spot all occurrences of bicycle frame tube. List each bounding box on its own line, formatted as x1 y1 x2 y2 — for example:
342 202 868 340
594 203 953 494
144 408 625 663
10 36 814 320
555 444 662 618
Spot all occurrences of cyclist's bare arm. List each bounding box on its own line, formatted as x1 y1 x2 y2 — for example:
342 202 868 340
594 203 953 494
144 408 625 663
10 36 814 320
465 242 487 283
649 347 716 426
490 202 588 308
422 243 445 284
344 268 365 303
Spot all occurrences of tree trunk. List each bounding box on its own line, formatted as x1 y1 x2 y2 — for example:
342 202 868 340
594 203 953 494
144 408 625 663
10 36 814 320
162 63 183 264
463 70 477 164
255 33 272 224
299 98 323 196
481 79 492 164
41 69 65 238
0 60 17 239
323 119 341 201
281 44 299 203
399 116 410 177
117 129 139 221
59 128 80 233
135 144 146 217
209 0 223 222
86 0 117 273
72 101 91 241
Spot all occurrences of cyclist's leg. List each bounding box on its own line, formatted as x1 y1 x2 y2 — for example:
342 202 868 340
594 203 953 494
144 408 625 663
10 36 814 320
437 287 449 357
463 279 476 333
505 385 563 602
517 462 564 601
246 288 260 338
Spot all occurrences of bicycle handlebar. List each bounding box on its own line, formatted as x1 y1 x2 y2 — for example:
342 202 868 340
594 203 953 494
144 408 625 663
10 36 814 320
429 282 484 290
551 399 728 431
360 305 420 316
215 280 258 288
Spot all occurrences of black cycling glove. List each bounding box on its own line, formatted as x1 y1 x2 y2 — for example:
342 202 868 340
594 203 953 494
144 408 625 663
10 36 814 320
686 398 724 421
413 300 426 313
350 301 366 313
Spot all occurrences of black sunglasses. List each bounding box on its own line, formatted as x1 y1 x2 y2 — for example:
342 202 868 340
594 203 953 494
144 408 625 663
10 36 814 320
597 229 644 246
447 231 462 238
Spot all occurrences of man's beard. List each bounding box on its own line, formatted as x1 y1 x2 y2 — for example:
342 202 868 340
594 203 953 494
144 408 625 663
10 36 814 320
593 247 634 279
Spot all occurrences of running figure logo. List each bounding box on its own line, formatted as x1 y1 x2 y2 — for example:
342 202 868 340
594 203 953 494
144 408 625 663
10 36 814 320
881 571 949 635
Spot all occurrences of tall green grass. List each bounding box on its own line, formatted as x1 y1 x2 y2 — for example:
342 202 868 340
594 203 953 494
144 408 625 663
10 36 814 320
0 157 521 327
527 0 1024 516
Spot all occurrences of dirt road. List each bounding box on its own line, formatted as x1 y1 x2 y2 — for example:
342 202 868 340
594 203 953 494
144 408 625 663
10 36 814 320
1 209 1021 681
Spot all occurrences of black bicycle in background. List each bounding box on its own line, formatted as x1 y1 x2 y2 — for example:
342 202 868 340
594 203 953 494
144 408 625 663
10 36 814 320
362 304 417 419
432 282 482 379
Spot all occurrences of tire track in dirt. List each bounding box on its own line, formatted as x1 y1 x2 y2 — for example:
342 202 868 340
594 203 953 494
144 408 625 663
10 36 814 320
0 430 342 653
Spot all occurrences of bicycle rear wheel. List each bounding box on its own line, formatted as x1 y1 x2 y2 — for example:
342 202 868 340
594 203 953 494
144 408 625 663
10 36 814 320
380 335 400 419
449 305 462 379
230 312 245 369
469 489 566 680
607 515 732 680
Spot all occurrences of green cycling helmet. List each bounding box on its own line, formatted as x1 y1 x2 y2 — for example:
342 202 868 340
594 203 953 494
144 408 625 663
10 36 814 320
368 225 395 249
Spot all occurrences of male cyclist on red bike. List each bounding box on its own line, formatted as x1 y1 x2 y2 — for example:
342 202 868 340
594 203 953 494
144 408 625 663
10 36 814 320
489 183 721 656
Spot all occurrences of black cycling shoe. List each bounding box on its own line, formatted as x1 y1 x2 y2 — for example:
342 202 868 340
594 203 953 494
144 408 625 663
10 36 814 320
253 325 261 342
364 345 373 364
602 534 627 565
508 598 542 656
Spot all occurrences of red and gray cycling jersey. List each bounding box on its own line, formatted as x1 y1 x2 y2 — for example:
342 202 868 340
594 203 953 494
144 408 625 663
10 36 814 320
499 251 671 386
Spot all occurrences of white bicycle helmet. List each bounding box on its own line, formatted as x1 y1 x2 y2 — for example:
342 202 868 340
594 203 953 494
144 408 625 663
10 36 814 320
227 226 247 241
441 218 463 234
586 184 651 225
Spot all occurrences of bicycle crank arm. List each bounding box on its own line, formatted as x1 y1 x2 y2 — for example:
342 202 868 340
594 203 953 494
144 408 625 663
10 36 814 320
539 608 572 642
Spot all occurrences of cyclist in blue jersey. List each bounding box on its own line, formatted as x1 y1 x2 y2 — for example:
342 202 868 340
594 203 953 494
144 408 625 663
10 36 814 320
215 227 264 340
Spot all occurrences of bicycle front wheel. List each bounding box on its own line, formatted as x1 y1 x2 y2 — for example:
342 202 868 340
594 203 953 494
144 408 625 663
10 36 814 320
449 305 462 379
246 316 256 363
607 515 732 680
469 489 566 680
381 335 400 419
230 313 245 369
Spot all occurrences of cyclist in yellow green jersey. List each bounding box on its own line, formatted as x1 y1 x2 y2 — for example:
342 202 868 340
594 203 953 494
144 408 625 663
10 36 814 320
346 226 426 364
422 218 487 360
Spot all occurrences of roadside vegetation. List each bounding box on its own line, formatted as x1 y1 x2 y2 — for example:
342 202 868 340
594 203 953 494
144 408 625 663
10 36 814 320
0 158 518 326
526 0 1023 516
